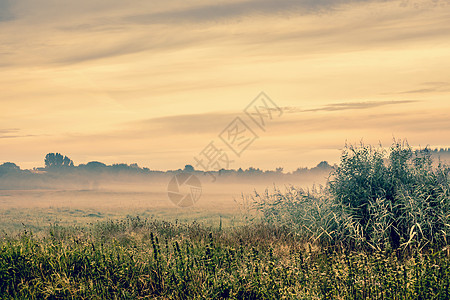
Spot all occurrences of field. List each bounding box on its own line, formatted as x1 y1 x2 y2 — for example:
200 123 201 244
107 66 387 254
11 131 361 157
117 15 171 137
1 217 449 299
1 142 450 299
0 179 288 234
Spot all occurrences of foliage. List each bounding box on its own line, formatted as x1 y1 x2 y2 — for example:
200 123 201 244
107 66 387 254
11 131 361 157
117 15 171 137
2 140 450 298
1 218 449 299
254 140 450 251
0 162 20 176
44 153 74 169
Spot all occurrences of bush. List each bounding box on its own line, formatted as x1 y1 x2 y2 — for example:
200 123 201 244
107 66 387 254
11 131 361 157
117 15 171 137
254 140 450 251
252 185 336 245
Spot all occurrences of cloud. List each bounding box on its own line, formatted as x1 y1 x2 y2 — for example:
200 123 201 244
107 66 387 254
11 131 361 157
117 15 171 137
113 99 429 140
0 0 14 22
398 82 449 94
124 0 450 25
0 128 39 139
399 88 437 94
57 32 207 64
48 104 450 168
58 42 150 64
0 128 21 139
271 110 450 135
2 0 448 68
128 112 237 136
124 0 377 24
284 100 418 113
51 0 450 66
0 128 19 134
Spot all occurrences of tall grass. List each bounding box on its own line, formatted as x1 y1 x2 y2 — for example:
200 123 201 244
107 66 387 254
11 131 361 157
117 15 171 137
253 140 450 251
1 217 449 299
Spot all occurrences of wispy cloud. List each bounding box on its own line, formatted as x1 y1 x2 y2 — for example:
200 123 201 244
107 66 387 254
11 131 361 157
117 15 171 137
274 111 450 134
127 112 237 136
0 128 21 139
124 0 404 25
0 0 14 22
398 82 449 94
52 1 450 65
284 100 418 113
2 0 449 67
57 33 208 64
59 41 150 64
114 99 433 140
0 128 38 139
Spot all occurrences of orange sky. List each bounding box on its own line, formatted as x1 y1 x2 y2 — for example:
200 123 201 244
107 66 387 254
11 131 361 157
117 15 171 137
1 0 450 171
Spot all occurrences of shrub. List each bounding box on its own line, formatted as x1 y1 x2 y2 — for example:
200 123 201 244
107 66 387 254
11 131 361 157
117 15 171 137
254 140 450 251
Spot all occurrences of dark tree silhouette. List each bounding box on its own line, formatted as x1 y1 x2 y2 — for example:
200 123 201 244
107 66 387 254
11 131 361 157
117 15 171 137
316 161 331 169
184 165 195 172
45 153 74 168
63 156 73 167
0 162 20 175
85 161 106 169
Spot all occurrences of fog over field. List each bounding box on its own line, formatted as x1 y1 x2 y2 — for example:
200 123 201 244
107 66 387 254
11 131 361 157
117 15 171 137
0 154 335 233
2 148 449 233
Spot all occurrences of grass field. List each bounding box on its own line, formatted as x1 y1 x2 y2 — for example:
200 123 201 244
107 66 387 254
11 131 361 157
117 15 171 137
1 142 449 299
0 181 261 234
1 217 450 299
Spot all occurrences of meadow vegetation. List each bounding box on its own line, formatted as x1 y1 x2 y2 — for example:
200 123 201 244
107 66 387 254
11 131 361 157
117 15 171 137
255 140 450 252
1 140 449 299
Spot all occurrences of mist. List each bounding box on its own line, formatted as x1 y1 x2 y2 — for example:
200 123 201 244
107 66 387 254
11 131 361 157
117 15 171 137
0 155 335 233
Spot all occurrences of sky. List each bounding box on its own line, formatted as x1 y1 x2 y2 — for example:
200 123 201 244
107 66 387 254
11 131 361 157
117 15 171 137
1 0 450 171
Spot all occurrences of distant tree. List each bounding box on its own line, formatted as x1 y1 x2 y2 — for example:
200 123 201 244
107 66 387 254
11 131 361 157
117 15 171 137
0 162 20 170
246 167 262 174
276 167 284 173
316 161 331 169
293 167 308 175
45 153 73 168
184 165 195 172
45 153 61 168
0 162 20 175
111 163 128 170
63 156 74 167
85 161 107 169
219 168 234 176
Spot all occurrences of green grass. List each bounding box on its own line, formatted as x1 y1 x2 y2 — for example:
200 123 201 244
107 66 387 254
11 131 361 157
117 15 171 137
1 217 450 299
1 140 449 299
0 205 249 236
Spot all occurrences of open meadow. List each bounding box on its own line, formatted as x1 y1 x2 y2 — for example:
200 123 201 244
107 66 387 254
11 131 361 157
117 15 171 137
1 142 449 299
0 179 321 234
